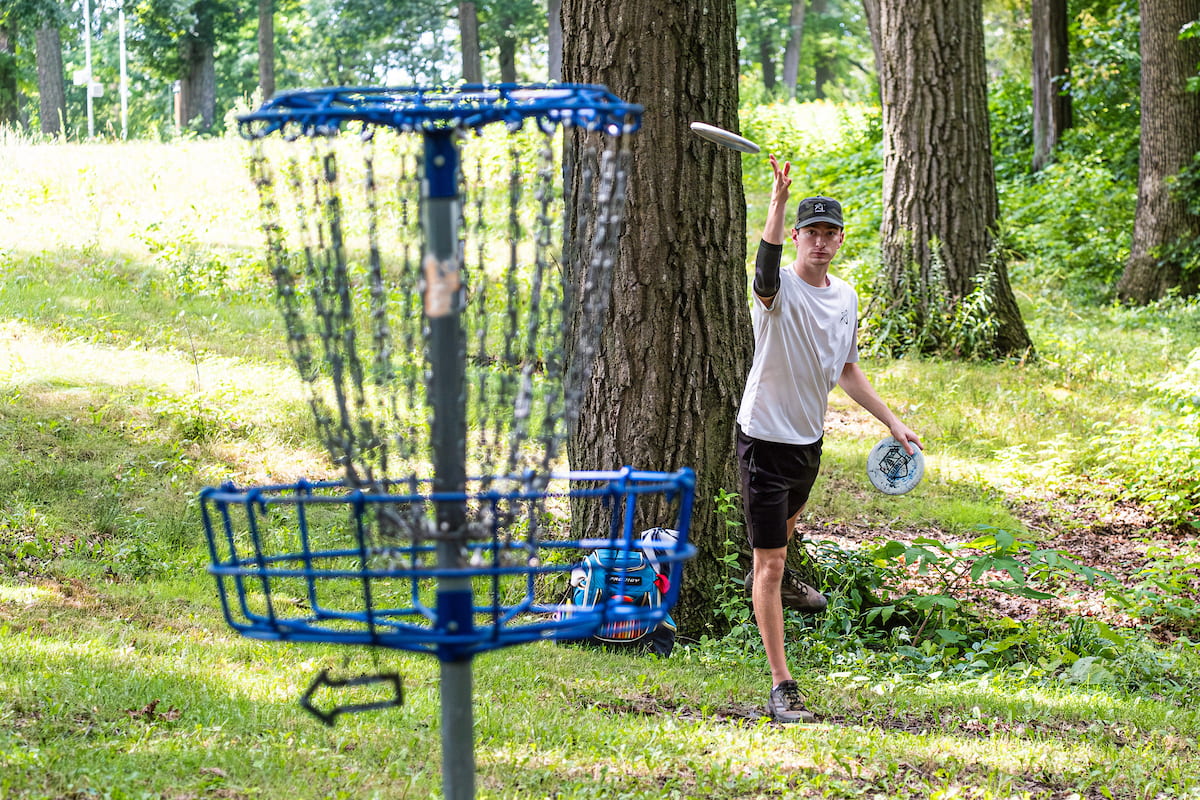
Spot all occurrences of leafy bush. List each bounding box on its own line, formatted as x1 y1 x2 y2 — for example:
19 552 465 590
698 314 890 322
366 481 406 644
997 148 1136 299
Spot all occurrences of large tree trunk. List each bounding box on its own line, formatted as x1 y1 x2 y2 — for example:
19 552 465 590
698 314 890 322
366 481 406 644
0 21 19 128
872 0 1032 357
257 0 275 101
36 25 67 136
1116 0 1200 303
561 0 752 635
460 2 482 83
1031 0 1072 172
781 0 807 98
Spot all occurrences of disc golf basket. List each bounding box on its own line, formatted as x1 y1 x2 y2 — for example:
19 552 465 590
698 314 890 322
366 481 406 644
199 84 696 800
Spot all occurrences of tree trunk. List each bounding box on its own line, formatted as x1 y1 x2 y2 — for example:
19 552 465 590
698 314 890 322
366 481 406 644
497 19 518 83
759 33 777 91
872 0 1032 357
561 0 752 636
861 0 882 82
179 38 217 131
810 0 830 98
1031 0 1072 172
36 25 67 136
178 3 217 132
1116 0 1200 303
0 20 18 128
781 0 807 98
548 0 563 81
258 0 275 101
460 2 482 83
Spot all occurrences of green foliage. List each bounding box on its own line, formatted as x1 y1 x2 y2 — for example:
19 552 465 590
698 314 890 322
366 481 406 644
998 148 1136 298
857 252 1005 360
1107 538 1200 634
739 99 884 265
693 490 759 655
282 0 454 87
1065 2 1142 179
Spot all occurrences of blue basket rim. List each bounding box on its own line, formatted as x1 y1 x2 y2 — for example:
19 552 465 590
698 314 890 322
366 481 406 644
237 83 643 139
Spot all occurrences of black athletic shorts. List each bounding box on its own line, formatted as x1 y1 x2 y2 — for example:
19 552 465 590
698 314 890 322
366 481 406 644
736 428 823 550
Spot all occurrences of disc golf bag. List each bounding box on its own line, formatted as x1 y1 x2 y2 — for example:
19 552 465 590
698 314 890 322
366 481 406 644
562 527 679 656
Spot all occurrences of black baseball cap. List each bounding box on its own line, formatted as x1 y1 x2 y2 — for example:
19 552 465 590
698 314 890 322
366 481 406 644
793 196 843 229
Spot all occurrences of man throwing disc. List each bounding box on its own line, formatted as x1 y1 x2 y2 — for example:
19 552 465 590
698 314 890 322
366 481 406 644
737 155 922 723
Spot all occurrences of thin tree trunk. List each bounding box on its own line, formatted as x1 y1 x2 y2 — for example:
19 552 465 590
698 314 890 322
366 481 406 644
258 0 275 101
861 0 882 81
460 2 482 83
759 34 777 91
562 0 751 635
36 26 67 136
810 0 830 97
1116 0 1200 303
498 33 517 83
1031 0 1072 171
548 0 563 81
782 0 807 98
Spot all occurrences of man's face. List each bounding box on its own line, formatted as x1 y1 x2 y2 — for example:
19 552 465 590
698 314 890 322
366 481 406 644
791 222 845 267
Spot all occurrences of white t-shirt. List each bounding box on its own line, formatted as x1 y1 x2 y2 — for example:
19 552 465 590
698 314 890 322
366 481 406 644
736 266 859 445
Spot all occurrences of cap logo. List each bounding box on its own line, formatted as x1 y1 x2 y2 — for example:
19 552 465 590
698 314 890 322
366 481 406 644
815 203 826 213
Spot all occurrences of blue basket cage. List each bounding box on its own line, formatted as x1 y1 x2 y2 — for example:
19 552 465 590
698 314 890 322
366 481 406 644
201 467 696 662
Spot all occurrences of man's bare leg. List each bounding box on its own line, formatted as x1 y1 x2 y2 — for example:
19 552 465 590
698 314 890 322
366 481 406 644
752 506 804 685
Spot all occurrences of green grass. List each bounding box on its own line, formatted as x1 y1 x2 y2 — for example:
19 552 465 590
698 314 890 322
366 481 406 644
1 125 1199 798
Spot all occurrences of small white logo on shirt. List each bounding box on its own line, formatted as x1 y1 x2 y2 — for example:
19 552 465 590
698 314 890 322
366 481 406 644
840 309 849 325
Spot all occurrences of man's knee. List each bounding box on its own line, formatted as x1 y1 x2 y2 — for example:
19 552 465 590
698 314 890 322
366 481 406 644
753 546 788 583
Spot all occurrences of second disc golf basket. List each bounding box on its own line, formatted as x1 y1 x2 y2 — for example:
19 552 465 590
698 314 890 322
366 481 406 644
199 85 696 800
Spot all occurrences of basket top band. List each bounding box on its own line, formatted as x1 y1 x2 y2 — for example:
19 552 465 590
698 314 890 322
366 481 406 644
238 83 644 139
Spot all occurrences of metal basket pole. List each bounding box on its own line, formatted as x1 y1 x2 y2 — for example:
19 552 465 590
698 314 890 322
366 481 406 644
422 127 474 800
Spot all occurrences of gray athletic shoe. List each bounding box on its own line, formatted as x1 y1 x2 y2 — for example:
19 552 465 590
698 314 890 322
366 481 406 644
767 680 815 723
745 568 829 613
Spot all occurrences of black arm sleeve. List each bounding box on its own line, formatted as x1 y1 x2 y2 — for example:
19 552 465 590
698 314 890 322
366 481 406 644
753 240 783 298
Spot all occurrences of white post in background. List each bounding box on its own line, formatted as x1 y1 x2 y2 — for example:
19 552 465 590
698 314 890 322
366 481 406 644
83 0 94 138
119 1 129 140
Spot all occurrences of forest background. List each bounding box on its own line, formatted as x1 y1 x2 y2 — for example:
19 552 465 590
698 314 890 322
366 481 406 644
2 1 1200 797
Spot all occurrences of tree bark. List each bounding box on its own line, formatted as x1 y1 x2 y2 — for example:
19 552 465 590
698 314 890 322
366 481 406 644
257 0 275 101
36 25 67 136
561 0 752 635
872 0 1032 357
460 2 482 83
1116 0 1200 303
781 0 807 98
1031 0 1072 172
